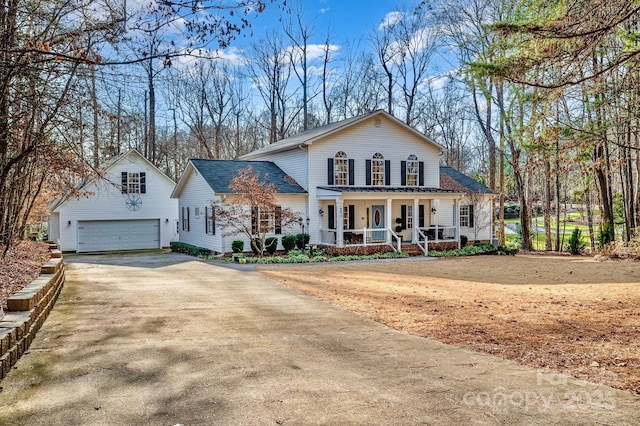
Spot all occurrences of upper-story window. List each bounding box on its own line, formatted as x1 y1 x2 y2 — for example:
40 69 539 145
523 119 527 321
328 153 354 186
334 151 348 185
121 171 146 194
401 156 423 186
371 153 385 186
406 154 419 186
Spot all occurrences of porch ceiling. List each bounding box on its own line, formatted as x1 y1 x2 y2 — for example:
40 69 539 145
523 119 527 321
316 186 460 194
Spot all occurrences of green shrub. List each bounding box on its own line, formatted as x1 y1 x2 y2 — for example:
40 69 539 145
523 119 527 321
231 240 244 253
170 241 211 257
427 244 505 257
598 220 614 248
460 235 468 247
295 233 310 250
265 237 278 255
566 228 586 255
281 235 296 252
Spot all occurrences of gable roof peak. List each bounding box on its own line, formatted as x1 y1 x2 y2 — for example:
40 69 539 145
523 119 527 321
241 110 445 160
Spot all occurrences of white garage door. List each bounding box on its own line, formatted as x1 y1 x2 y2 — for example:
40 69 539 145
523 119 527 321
77 220 160 252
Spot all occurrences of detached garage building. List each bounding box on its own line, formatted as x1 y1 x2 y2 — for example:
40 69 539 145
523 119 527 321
48 149 178 253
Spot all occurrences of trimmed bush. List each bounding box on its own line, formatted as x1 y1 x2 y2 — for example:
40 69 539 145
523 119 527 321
265 237 278 255
460 235 468 247
281 235 296 252
294 233 310 250
170 241 211 257
231 240 244 253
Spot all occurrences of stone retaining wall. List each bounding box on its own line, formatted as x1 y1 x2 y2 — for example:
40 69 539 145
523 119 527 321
0 251 65 380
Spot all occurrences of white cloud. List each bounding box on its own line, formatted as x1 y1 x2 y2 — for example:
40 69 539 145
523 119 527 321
379 11 404 30
319 7 330 14
284 43 340 65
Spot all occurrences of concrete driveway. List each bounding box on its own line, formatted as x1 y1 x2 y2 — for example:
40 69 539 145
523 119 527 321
0 252 637 425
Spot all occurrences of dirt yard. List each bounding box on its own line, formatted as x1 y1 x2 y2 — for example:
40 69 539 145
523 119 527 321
259 255 640 395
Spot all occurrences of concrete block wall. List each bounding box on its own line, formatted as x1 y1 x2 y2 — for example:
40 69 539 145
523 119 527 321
0 252 65 380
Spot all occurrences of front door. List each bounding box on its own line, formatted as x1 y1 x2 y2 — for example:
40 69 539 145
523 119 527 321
372 205 385 241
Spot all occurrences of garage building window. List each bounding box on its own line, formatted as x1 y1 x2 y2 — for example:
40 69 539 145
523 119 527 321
121 172 146 194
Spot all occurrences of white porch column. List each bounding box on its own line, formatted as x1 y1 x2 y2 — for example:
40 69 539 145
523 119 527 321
412 198 419 243
454 197 461 248
386 198 393 244
336 199 344 247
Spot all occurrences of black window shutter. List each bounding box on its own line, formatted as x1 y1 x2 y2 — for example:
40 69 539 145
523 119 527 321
327 158 334 185
419 162 425 186
348 159 355 185
181 207 185 230
419 205 425 227
212 208 216 235
469 205 474 228
187 207 190 232
348 205 355 230
140 172 146 194
385 160 391 185
251 207 258 234
275 206 282 234
401 161 407 186
205 207 208 233
121 172 127 193
365 160 371 185
401 205 407 229
328 205 335 229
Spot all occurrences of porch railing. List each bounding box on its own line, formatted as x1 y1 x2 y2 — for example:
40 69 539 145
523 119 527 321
416 228 428 256
421 225 456 241
319 227 401 252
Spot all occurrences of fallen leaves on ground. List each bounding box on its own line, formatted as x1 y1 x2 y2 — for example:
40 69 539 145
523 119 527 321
0 241 50 311
259 255 640 395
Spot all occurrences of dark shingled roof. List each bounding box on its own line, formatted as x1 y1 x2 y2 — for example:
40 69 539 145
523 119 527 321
317 186 459 194
439 167 492 194
190 159 306 194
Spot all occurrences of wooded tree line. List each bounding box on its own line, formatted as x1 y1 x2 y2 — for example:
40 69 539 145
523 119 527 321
2 0 639 253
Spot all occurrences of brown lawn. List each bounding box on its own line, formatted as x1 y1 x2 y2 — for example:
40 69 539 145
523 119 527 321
258 255 640 395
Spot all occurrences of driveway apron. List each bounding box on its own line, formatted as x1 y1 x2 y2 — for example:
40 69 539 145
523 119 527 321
0 252 637 425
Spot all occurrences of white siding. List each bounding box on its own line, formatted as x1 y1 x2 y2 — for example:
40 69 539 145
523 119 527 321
176 168 223 253
460 194 493 242
254 149 309 190
220 194 308 253
307 115 442 190
53 151 178 252
48 212 60 244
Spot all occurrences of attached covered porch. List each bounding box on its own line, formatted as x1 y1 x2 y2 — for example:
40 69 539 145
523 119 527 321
316 187 462 255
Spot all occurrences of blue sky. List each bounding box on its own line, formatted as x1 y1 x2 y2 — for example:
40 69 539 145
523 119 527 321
250 0 400 44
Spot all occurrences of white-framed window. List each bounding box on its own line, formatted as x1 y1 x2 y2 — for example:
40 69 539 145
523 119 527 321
407 205 413 230
406 154 419 186
121 171 146 194
182 206 190 231
460 205 470 227
259 209 273 233
371 153 385 186
343 206 349 229
195 207 200 218
205 206 215 235
252 206 282 234
334 151 348 185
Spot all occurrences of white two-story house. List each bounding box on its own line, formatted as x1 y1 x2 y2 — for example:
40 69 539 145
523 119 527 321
172 110 493 254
